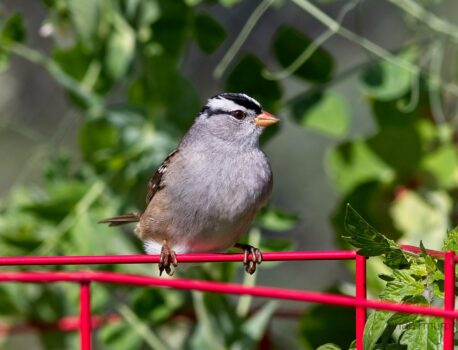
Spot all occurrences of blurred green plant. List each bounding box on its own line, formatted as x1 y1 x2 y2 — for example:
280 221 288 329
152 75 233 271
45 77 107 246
2 0 458 348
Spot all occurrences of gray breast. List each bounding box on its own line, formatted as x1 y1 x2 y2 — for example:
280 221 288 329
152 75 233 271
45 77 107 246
160 144 272 251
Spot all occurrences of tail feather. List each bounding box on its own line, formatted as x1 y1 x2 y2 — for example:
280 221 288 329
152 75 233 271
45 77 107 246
98 212 141 227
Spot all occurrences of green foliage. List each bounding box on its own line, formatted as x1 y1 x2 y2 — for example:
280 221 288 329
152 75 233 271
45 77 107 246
0 1 297 348
342 206 450 350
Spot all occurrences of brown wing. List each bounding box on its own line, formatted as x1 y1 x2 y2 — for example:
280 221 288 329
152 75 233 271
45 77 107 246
146 149 179 205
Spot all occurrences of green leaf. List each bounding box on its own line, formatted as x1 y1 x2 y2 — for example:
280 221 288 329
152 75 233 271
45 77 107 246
421 145 458 189
106 14 135 80
272 26 334 83
360 48 418 100
399 316 443 350
1 13 26 43
343 204 409 268
255 207 298 231
379 270 425 302
225 54 282 112
443 226 458 252
193 14 226 53
343 204 390 256
363 311 394 350
316 344 342 350
292 92 349 137
327 140 394 194
67 0 100 48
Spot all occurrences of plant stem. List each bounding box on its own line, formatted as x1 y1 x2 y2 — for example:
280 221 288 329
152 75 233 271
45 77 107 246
213 0 275 79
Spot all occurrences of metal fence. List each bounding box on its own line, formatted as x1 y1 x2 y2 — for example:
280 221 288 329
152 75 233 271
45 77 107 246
0 247 456 350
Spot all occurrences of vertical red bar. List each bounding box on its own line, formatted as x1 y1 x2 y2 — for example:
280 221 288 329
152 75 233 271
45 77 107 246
80 282 92 350
444 251 455 350
355 254 367 350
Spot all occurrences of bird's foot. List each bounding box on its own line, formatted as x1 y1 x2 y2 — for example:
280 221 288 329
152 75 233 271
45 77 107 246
235 243 263 275
159 242 178 276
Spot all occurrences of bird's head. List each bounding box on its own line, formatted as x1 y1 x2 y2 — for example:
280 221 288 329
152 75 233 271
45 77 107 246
194 93 278 146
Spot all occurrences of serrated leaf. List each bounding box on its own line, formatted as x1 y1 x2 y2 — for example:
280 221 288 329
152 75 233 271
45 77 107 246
380 271 424 302
193 14 226 53
272 26 333 83
399 316 443 350
343 205 409 268
442 226 458 252
343 204 391 256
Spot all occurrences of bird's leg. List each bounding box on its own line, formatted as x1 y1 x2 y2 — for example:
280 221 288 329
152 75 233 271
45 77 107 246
159 241 178 276
234 243 263 275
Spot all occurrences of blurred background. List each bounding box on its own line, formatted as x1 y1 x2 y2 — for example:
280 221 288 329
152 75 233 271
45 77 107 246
1 0 458 349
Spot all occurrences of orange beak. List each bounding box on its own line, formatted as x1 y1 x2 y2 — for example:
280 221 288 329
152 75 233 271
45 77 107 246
254 111 279 127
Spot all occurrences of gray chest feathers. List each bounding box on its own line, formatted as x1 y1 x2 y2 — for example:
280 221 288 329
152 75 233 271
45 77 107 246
162 146 272 236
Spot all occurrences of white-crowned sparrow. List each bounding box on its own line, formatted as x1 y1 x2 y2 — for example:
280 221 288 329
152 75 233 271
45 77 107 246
99 93 278 275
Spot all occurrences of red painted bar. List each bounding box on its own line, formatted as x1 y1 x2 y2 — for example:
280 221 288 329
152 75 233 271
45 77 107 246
1 271 458 319
401 245 445 259
0 251 357 266
444 251 455 350
79 282 91 350
355 255 367 350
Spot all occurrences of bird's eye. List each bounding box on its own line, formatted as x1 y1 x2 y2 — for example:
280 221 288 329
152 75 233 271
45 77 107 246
232 110 246 120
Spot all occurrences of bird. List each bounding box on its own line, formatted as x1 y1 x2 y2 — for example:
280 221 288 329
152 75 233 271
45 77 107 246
99 93 278 276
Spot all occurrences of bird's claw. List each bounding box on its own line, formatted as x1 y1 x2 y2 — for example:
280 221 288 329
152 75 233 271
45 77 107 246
159 243 178 276
236 243 263 275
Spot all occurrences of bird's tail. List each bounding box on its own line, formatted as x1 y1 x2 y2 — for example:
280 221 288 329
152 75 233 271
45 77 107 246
98 212 141 227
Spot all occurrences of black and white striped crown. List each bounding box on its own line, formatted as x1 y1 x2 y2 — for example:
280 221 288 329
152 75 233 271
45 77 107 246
202 93 262 116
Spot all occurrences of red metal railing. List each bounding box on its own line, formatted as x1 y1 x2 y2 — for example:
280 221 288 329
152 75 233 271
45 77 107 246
0 247 455 349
